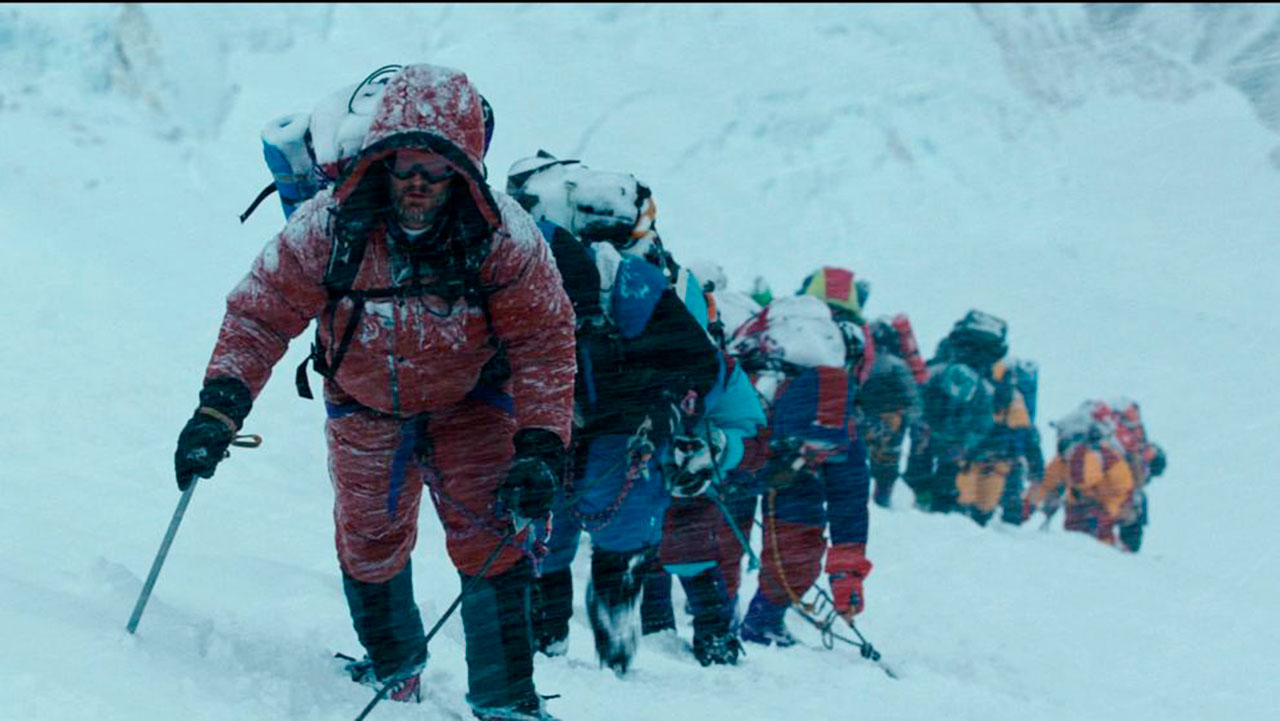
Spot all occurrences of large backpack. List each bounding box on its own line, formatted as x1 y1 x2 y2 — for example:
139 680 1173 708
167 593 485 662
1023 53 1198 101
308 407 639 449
859 352 918 418
922 362 995 457
869 313 929 386
507 151 649 245
945 309 1008 370
536 219 697 439
1051 401 1117 454
727 295 848 373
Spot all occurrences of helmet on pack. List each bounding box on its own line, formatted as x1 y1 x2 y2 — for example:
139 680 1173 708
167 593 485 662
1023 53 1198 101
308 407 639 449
799 266 871 325
506 150 579 205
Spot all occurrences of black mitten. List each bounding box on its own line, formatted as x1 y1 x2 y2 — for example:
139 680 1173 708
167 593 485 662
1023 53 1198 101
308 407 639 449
497 428 565 524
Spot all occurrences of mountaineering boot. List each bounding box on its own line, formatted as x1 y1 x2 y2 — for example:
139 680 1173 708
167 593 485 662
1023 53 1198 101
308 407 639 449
460 560 540 716
739 592 796 648
384 673 423 703
970 507 994 527
531 567 573 657
341 560 427 700
681 568 742 666
471 693 562 721
693 631 744 666
586 547 646 675
341 654 424 704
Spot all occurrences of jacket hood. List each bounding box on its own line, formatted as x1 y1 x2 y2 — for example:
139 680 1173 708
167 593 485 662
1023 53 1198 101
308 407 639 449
334 63 501 228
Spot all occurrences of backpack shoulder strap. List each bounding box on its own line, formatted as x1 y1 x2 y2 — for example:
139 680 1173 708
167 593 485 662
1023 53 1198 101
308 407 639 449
323 232 369 295
295 231 369 399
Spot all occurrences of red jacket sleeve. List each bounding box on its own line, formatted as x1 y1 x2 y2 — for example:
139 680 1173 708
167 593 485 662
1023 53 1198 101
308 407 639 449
203 195 333 398
480 196 577 447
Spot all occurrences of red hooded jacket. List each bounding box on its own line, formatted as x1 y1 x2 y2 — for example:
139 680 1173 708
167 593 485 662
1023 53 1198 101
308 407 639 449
204 64 575 443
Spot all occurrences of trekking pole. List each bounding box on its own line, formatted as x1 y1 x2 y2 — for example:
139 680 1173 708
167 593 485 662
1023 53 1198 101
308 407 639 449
845 619 899 678
126 481 198 634
127 434 262 635
352 526 517 721
795 589 898 679
703 427 761 571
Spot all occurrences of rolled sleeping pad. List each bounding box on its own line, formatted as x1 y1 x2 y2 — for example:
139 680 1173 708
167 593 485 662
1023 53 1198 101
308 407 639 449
260 112 318 219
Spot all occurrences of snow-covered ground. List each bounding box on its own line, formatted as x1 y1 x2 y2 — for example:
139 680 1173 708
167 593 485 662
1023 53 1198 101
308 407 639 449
2 4 1278 720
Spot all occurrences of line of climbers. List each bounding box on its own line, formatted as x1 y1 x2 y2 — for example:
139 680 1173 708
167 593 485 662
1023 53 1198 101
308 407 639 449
177 64 1168 721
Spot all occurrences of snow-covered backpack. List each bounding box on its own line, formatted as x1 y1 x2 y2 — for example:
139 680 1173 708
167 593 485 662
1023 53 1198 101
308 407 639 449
712 289 763 350
727 295 848 373
1088 398 1150 456
944 309 1008 370
869 314 929 386
1051 401 1117 453
921 362 995 459
241 64 494 223
506 151 650 246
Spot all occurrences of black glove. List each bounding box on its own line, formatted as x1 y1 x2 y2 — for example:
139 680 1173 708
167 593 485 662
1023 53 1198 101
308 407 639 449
498 428 565 524
174 377 252 491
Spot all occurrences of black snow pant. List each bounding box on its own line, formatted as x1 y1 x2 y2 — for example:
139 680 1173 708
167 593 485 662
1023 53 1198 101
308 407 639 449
639 548 676 635
531 566 574 646
460 558 537 713
587 546 647 673
681 567 733 640
1118 492 1148 553
1000 459 1027 525
904 451 960 514
342 560 427 681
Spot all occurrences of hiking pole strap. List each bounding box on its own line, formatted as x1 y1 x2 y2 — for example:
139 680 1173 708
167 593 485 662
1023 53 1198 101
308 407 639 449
126 480 198 634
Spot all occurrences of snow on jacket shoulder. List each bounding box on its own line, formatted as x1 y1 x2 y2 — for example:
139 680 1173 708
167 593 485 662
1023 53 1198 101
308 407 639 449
204 64 574 443
480 194 577 439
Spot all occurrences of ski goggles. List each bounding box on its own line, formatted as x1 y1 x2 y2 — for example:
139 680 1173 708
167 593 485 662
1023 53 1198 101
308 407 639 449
385 154 456 183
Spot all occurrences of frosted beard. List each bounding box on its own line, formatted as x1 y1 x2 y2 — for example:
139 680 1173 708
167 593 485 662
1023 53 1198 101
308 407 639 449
391 182 452 232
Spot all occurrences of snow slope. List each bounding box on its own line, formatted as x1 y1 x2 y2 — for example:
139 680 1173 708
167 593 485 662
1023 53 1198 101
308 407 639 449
2 4 1278 720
